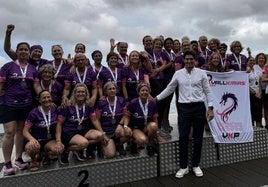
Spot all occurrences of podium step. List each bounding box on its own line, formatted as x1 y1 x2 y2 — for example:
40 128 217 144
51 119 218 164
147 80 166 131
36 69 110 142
0 150 157 187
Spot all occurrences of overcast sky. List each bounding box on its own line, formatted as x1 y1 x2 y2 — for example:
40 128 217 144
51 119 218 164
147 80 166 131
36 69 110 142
1 0 268 67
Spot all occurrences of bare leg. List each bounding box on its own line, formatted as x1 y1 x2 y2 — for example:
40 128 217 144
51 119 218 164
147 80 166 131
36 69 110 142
15 120 25 159
2 121 16 163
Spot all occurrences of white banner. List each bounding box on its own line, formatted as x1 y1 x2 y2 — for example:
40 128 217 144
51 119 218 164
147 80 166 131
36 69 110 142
207 71 253 143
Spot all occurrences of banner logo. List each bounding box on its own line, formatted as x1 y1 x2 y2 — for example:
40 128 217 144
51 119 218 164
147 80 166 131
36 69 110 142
216 92 238 123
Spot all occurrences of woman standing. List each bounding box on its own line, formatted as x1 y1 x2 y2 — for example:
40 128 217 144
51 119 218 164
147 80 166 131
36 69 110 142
62 53 97 106
0 42 41 176
122 51 150 102
96 82 130 157
226 41 248 71
23 90 60 171
98 52 124 98
247 57 262 127
39 64 63 106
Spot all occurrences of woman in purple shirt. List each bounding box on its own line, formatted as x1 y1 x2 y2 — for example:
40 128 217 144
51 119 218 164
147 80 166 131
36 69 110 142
47 45 72 87
4 24 49 69
98 52 124 98
62 53 97 107
226 41 248 71
124 82 158 156
39 64 63 107
0 42 41 176
23 90 60 171
55 83 107 164
96 82 131 157
122 51 150 102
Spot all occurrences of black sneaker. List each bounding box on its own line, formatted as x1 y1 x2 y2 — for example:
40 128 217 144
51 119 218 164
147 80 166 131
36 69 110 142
86 144 96 159
117 144 126 156
73 150 87 162
130 142 138 154
58 151 69 165
146 145 155 156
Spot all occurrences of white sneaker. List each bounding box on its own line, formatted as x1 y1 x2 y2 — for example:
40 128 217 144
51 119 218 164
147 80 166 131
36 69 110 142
193 166 203 177
175 167 189 178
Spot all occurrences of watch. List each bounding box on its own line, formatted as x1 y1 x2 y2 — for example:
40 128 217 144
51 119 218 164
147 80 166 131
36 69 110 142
208 106 214 110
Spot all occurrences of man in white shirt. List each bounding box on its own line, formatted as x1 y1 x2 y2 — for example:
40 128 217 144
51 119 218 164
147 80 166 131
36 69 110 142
155 50 214 178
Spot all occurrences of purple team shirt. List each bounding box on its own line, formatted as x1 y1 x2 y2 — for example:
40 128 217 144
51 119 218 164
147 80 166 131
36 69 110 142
98 67 123 96
0 61 39 107
226 54 248 71
25 105 58 140
122 67 147 100
58 105 95 133
96 96 126 133
126 98 158 129
47 60 72 86
65 67 97 97
161 50 176 83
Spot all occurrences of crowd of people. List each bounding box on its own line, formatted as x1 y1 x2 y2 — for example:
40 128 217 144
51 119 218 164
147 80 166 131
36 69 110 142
0 24 267 178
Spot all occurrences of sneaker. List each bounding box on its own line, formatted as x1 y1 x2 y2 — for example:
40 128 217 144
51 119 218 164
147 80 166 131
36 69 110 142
30 160 39 172
193 166 203 177
117 145 126 156
175 167 189 178
130 141 138 154
58 151 69 165
15 158 29 170
146 145 155 156
3 161 15 176
73 150 87 162
158 129 172 139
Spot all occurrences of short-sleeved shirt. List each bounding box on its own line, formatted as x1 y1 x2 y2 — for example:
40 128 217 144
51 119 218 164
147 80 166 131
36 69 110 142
41 80 63 106
148 50 164 80
25 105 58 141
95 96 125 133
0 61 39 107
47 60 72 86
65 67 97 97
226 54 248 71
58 105 95 133
122 67 147 100
126 98 158 129
161 50 176 83
98 67 124 96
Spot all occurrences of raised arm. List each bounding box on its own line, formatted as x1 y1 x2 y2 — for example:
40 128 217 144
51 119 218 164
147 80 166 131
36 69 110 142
4 24 17 61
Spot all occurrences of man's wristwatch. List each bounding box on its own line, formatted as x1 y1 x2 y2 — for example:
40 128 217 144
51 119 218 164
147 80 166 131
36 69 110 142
208 106 214 110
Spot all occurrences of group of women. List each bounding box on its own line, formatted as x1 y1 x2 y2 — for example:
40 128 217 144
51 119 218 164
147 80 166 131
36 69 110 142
0 25 160 176
1 24 268 176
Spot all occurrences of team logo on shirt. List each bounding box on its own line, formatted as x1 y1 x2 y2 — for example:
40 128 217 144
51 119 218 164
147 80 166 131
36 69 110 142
10 73 18 79
216 92 238 123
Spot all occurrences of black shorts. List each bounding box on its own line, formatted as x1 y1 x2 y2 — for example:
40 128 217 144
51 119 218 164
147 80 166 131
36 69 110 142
0 105 33 123
61 127 89 146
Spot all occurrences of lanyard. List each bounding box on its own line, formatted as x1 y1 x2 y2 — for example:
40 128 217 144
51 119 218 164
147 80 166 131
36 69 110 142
133 69 139 82
40 106 51 133
76 68 87 83
52 60 63 78
15 60 28 80
92 64 103 79
138 98 149 125
40 80 52 92
118 54 128 65
75 104 85 126
233 54 241 70
106 96 117 119
108 67 118 81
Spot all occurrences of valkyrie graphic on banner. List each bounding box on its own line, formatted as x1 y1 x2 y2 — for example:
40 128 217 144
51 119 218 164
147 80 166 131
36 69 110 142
207 71 253 143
